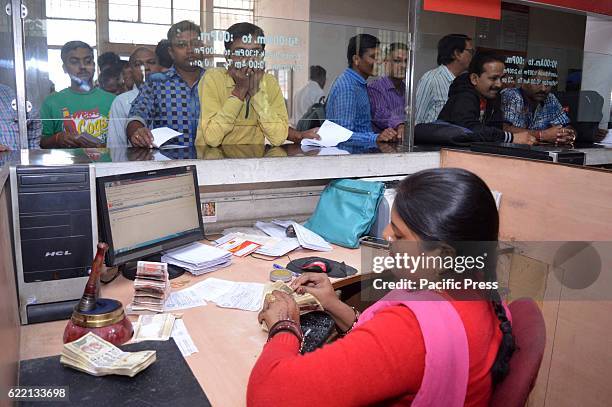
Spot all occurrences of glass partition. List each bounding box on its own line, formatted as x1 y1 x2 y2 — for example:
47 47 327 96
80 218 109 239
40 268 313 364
1 1 19 154
14 0 410 160
5 0 611 162
412 1 612 147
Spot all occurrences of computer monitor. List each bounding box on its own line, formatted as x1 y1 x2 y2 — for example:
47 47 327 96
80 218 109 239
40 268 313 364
96 165 204 279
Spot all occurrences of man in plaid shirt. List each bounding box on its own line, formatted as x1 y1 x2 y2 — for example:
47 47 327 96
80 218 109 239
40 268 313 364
325 34 398 144
502 62 575 142
128 20 204 148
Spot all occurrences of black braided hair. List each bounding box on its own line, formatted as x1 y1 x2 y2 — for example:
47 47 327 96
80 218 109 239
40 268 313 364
394 168 516 383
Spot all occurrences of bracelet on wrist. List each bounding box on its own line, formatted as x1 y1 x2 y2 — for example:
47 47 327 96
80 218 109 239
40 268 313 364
267 319 303 343
337 306 360 337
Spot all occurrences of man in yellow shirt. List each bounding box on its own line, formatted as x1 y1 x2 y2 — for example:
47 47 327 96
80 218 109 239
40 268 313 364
197 23 289 147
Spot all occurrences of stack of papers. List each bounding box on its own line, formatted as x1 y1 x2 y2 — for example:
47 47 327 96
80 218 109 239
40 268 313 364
301 120 353 147
161 242 232 276
216 235 262 257
217 231 300 258
256 220 333 253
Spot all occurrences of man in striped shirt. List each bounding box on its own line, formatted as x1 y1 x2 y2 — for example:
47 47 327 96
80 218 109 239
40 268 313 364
414 34 474 124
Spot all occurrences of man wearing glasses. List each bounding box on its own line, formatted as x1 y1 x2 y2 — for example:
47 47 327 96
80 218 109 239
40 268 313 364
196 22 289 147
127 20 204 148
415 34 474 124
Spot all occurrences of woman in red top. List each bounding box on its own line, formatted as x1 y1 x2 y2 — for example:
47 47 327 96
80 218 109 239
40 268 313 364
248 168 515 406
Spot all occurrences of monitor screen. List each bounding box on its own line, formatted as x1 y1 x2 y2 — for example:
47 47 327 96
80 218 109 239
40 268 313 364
97 166 204 266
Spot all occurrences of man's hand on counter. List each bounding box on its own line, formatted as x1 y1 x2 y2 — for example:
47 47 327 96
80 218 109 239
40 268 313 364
377 127 398 143
287 127 321 144
127 122 154 148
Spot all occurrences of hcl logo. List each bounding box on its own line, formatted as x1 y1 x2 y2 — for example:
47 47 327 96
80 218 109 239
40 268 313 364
45 251 72 257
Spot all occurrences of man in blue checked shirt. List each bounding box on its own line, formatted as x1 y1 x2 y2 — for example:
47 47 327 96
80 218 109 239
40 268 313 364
326 34 399 145
127 20 204 148
502 62 576 143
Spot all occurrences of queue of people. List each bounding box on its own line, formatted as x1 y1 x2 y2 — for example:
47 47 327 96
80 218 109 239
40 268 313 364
0 21 588 152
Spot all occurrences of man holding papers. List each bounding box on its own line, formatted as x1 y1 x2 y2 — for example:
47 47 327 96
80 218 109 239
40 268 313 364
127 21 204 148
325 34 400 144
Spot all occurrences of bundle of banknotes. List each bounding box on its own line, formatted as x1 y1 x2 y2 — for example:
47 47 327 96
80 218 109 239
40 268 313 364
131 313 177 342
263 281 324 314
60 332 156 377
131 261 171 313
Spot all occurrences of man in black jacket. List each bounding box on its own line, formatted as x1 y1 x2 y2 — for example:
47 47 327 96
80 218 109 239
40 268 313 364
438 52 534 144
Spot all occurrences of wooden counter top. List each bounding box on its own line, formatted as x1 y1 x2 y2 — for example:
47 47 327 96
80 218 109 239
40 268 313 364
19 245 362 407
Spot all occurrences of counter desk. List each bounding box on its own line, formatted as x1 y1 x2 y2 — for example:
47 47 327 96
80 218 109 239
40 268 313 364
19 245 363 407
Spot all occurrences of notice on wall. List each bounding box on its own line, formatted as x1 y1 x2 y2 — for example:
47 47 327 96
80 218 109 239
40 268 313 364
201 201 217 223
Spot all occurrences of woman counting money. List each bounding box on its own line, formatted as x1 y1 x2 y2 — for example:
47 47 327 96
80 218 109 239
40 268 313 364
248 168 515 406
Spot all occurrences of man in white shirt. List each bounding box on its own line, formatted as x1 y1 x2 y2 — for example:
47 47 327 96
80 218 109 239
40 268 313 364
414 34 474 124
107 47 160 148
291 65 326 126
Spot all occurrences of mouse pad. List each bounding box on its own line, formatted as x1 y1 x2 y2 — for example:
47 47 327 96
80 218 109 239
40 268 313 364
287 257 358 278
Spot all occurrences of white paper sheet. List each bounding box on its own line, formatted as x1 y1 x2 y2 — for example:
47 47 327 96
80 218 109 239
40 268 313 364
215 282 265 312
255 221 288 238
171 319 198 357
164 289 207 311
292 222 332 252
189 277 237 302
301 120 353 147
151 127 184 148
598 129 612 145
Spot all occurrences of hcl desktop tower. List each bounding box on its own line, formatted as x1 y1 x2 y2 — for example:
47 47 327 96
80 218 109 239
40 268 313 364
9 164 97 324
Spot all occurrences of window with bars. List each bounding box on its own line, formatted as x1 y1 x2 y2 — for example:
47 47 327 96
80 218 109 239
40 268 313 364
108 0 201 44
211 0 255 65
45 0 98 91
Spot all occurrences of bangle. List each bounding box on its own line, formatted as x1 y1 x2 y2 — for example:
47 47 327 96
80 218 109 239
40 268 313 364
338 306 360 336
268 319 303 343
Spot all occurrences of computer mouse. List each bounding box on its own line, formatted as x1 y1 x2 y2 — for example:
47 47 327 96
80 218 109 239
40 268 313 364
300 260 328 273
285 225 296 238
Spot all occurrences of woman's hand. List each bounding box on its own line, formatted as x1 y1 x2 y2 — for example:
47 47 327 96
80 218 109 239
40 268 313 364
290 272 339 310
258 290 300 330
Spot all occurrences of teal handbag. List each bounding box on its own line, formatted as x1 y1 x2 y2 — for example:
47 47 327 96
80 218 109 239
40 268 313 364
304 179 385 248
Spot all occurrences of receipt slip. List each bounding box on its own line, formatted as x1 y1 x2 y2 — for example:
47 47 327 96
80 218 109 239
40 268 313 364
216 236 262 257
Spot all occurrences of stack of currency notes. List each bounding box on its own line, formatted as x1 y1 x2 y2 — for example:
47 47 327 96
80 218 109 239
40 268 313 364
131 313 177 342
264 281 324 314
131 261 171 313
61 332 156 377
